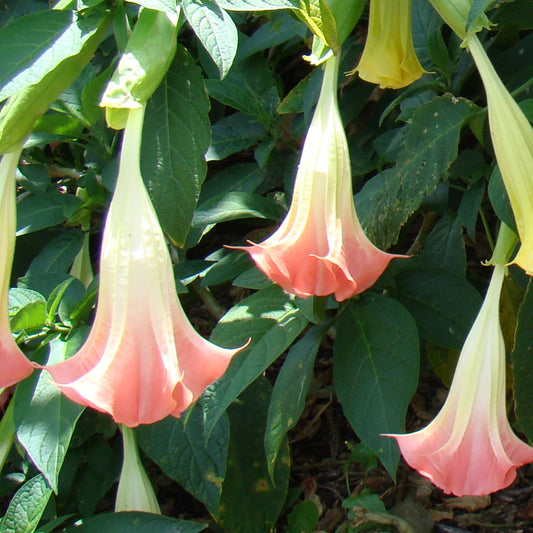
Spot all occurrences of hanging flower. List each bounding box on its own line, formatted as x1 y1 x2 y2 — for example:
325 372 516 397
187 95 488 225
236 55 401 302
467 35 533 274
45 107 244 427
353 0 425 89
0 147 35 389
115 425 160 513
386 262 533 496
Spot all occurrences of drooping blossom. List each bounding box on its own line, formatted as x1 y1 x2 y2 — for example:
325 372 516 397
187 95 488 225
0 147 35 389
236 55 401 302
353 0 425 89
467 35 533 274
45 107 244 427
386 263 533 496
115 425 160 513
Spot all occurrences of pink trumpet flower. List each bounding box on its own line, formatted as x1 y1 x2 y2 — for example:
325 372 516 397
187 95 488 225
386 263 533 496
45 107 244 427
236 55 400 302
0 147 35 388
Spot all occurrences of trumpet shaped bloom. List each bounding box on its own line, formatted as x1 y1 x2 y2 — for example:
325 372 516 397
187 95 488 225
45 107 243 427
387 264 533 496
0 148 34 389
115 426 160 513
468 35 533 274
354 0 425 89
237 55 400 302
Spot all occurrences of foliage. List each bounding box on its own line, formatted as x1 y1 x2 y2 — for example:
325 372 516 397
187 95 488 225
1 0 533 531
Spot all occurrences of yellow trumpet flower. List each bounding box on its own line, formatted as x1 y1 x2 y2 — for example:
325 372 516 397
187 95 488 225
354 0 425 89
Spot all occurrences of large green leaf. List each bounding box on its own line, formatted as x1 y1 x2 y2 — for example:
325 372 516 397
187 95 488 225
142 44 210 246
198 163 266 202
512 280 533 442
333 295 419 477
356 95 477 249
182 0 238 78
16 193 82 236
0 474 52 533
219 378 290 533
192 191 285 226
14 338 85 492
203 284 308 436
26 230 84 275
206 112 267 161
136 404 229 518
0 9 104 102
63 513 207 533
391 265 482 350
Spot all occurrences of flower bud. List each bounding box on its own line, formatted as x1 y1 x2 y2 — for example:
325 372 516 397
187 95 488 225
100 8 178 129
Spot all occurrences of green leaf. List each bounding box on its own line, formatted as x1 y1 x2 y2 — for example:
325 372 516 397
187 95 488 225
219 378 290 533
233 266 272 290
27 230 84 275
203 284 308 436
422 214 466 274
63 513 207 533
238 12 306 60
14 341 85 492
458 179 485 240
0 474 52 533
0 10 104 102
141 44 210 246
285 501 320 533
333 295 419 477
265 325 324 478
215 0 298 10
182 0 238 79
8 288 47 332
204 55 279 122
488 166 516 232
199 163 266 203
136 404 229 518
206 112 267 161
193 191 285 226
356 95 477 249
391 266 482 350
16 193 82 236
201 251 253 287
512 280 533 442
46 277 75 322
